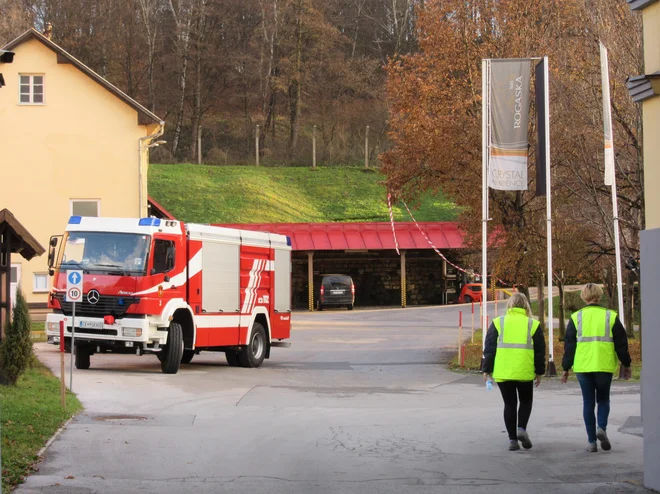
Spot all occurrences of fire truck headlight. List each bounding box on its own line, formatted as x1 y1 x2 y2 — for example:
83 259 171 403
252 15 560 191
123 328 143 338
46 321 59 332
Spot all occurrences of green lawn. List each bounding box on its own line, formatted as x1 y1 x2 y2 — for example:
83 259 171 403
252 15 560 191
149 164 459 223
1 363 82 493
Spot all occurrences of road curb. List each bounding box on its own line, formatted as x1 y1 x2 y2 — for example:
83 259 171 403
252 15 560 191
37 414 78 458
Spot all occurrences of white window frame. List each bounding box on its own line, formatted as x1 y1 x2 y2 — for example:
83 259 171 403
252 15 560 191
18 74 45 105
70 199 101 217
33 273 49 293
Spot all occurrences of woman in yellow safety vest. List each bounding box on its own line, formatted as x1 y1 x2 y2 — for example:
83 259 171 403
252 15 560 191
561 283 632 452
483 293 546 451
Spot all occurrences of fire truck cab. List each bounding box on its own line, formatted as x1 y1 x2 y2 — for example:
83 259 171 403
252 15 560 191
46 216 292 374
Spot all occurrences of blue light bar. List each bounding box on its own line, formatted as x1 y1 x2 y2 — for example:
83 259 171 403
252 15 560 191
138 218 161 227
286 236 292 246
68 216 82 224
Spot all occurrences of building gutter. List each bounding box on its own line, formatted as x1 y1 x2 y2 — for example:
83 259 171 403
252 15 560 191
138 121 165 217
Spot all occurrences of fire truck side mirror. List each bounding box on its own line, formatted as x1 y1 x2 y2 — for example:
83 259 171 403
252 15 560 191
47 236 58 272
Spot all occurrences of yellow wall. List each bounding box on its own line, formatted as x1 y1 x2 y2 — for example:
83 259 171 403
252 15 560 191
644 96 660 229
643 4 660 73
643 3 660 229
0 38 156 305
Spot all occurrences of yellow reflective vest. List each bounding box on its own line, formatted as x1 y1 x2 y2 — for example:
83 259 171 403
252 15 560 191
493 308 540 382
570 306 618 373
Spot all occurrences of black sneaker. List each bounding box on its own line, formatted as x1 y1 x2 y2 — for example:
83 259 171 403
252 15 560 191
509 440 521 451
517 428 533 449
597 428 611 451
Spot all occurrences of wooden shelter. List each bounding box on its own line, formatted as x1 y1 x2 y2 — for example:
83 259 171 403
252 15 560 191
0 209 45 340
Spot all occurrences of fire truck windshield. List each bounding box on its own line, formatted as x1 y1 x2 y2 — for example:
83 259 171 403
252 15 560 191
58 232 150 275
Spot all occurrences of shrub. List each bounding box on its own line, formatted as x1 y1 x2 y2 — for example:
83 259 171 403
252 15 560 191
0 288 34 385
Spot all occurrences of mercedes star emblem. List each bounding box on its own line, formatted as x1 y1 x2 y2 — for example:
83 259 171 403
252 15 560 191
87 290 100 305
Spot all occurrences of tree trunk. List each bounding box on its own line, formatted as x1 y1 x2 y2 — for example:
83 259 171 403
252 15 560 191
537 274 545 332
625 270 635 338
558 280 566 340
602 265 615 309
288 2 303 156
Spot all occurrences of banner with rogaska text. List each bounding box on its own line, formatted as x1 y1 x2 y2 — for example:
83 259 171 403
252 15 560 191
488 60 532 191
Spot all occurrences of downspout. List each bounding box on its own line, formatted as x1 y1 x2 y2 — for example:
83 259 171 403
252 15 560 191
138 120 165 217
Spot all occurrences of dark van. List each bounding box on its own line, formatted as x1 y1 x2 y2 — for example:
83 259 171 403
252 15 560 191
316 274 355 310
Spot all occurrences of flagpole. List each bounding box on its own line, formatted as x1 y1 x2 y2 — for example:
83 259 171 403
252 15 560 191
543 56 556 376
600 42 625 325
481 59 490 354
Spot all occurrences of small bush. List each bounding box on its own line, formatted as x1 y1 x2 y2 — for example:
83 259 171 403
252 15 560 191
0 288 34 386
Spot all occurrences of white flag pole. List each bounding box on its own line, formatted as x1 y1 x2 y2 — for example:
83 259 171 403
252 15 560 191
543 56 556 375
600 42 625 325
482 59 490 353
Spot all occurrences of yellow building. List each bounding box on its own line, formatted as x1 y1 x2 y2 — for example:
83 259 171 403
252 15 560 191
0 28 163 311
627 0 660 228
627 1 660 491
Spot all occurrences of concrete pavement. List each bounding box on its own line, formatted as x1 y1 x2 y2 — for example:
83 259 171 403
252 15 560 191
16 305 650 494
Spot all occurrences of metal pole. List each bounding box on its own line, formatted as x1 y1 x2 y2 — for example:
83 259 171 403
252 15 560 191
70 301 75 391
365 125 370 169
544 56 556 375
600 43 625 324
481 59 490 352
255 125 260 166
312 125 317 168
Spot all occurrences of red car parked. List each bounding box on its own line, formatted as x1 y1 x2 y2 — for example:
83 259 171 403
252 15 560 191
457 283 483 304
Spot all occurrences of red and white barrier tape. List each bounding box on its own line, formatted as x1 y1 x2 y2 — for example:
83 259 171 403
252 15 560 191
387 193 400 255
399 198 510 287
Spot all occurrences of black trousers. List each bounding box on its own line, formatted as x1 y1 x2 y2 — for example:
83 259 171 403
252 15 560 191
497 380 534 441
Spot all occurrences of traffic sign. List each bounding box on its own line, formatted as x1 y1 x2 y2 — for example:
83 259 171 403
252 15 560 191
66 270 83 303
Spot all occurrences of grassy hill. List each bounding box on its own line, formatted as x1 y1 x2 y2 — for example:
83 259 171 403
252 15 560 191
149 164 458 224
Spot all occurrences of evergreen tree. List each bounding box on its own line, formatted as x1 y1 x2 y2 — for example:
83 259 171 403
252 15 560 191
0 288 33 385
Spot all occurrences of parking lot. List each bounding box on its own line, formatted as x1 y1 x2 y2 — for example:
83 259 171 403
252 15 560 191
19 305 648 494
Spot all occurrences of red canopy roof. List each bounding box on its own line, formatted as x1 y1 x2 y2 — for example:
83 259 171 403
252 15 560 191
214 222 464 251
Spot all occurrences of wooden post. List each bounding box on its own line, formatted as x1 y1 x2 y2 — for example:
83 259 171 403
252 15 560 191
307 252 314 311
471 301 475 343
197 125 202 165
365 125 370 169
255 125 260 166
312 125 317 168
59 321 66 409
400 250 407 308
459 311 464 367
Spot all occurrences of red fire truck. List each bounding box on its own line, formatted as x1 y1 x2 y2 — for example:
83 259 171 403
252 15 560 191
45 216 292 374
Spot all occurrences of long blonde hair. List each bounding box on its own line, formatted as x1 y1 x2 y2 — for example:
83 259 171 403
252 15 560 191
507 292 532 317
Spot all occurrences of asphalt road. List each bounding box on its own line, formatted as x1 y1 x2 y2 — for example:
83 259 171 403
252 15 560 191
18 304 650 494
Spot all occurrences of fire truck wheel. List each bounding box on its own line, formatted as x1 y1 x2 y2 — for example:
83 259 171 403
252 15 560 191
238 323 267 368
75 345 91 370
225 351 240 367
160 322 184 374
181 350 195 364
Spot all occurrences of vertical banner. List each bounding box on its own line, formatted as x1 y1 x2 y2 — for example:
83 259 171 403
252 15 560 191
535 59 547 196
489 60 532 191
600 42 615 186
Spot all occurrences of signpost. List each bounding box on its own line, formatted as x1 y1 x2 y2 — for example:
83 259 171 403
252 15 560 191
66 270 82 391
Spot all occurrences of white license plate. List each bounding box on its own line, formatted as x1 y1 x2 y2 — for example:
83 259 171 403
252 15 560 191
331 290 345 295
79 320 103 330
